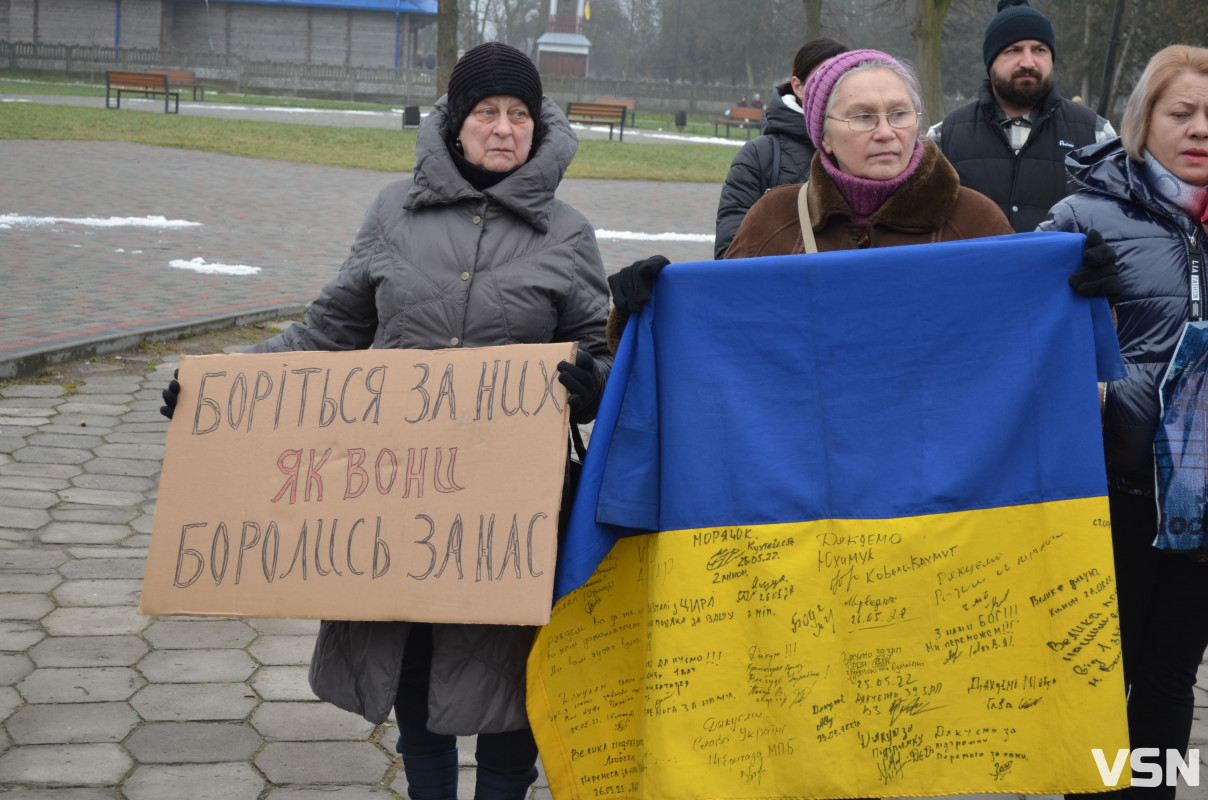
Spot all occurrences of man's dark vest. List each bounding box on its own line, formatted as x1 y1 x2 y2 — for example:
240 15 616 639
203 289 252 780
939 81 1099 233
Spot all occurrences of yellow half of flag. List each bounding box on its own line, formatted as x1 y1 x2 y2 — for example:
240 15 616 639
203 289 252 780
529 499 1130 798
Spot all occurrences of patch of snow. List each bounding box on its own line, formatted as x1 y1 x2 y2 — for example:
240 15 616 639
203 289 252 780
0 214 202 228
595 229 713 243
169 257 261 276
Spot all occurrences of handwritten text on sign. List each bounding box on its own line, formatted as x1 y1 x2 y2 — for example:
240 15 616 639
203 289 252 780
140 344 575 624
528 500 1131 798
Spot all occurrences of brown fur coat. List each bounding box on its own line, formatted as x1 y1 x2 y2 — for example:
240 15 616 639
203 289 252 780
724 138 1013 258
605 140 1012 354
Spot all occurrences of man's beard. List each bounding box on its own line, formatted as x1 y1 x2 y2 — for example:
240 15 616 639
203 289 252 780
992 68 1052 109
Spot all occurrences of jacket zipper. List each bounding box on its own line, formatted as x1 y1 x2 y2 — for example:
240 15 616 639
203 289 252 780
1190 230 1203 322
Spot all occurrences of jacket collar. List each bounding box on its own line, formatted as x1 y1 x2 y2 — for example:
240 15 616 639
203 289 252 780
808 138 960 233
1066 139 1200 236
404 96 578 233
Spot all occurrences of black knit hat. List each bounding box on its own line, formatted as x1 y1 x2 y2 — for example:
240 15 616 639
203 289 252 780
983 0 1056 72
446 42 544 142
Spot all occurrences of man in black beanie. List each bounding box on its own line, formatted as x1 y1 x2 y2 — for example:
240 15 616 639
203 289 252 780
927 0 1115 232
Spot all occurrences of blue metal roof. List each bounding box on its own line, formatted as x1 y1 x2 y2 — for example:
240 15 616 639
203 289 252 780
220 0 436 13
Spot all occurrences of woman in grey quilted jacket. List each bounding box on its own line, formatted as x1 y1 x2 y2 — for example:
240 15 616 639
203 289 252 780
173 42 612 800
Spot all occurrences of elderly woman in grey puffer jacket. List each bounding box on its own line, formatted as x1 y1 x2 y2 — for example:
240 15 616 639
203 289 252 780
164 43 611 800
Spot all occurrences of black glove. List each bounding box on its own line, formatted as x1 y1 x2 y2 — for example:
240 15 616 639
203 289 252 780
1069 230 1122 303
160 369 180 420
609 255 670 316
557 349 607 424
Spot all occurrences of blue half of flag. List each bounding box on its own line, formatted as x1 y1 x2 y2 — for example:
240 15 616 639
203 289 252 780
554 232 1124 600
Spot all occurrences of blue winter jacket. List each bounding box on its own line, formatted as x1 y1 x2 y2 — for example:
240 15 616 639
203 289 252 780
1041 139 1206 496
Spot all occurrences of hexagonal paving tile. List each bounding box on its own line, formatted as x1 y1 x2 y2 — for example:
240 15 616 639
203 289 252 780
17 667 145 703
42 606 151 636
266 788 404 799
249 635 314 666
58 557 145 579
126 722 263 763
130 682 259 721
0 548 66 569
0 653 34 684
0 743 132 785
0 685 20 721
143 619 256 649
252 666 315 701
255 741 389 785
251 701 375 741
0 594 54 621
52 578 143 607
0 621 45 651
138 649 256 683
29 636 148 668
6 702 139 744
39 522 132 545
121 762 264 800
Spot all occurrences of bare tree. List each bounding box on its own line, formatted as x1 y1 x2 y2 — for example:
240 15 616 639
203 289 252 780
744 0 756 89
437 0 459 96
1095 0 1127 117
1104 15 1133 119
803 0 822 39
1079 3 1092 102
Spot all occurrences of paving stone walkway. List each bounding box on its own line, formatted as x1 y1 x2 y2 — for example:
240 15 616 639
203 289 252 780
0 139 720 379
0 359 535 799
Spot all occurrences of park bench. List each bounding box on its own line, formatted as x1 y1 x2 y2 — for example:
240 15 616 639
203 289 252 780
715 106 763 139
594 96 636 127
565 101 627 141
148 69 206 101
105 71 179 113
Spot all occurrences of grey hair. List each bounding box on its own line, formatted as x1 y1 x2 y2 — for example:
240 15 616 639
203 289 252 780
822 58 925 139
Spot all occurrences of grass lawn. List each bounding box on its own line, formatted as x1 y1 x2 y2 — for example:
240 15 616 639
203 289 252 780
0 76 738 181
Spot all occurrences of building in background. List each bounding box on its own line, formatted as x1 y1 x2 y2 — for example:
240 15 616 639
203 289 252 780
0 0 437 68
535 0 589 77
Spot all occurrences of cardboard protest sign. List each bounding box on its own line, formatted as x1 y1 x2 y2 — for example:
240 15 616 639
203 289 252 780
140 343 575 625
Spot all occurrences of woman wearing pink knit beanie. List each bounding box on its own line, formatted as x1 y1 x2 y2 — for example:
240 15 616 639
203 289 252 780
723 48 1013 258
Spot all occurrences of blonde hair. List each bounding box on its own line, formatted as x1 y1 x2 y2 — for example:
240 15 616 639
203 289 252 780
1121 44 1208 162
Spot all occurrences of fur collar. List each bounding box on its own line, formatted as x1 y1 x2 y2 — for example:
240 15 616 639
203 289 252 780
809 138 961 233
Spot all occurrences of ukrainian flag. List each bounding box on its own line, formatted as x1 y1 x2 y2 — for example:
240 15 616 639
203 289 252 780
529 233 1131 799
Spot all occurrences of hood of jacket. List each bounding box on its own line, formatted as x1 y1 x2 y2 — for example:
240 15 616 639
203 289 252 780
1065 138 1199 237
1065 138 1141 200
404 95 577 233
760 89 810 142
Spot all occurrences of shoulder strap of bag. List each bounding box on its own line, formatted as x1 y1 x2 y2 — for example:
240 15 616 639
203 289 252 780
797 182 819 254
570 422 586 461
768 136 782 193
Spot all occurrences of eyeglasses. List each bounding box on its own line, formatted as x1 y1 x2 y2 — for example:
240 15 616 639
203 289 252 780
826 110 921 132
